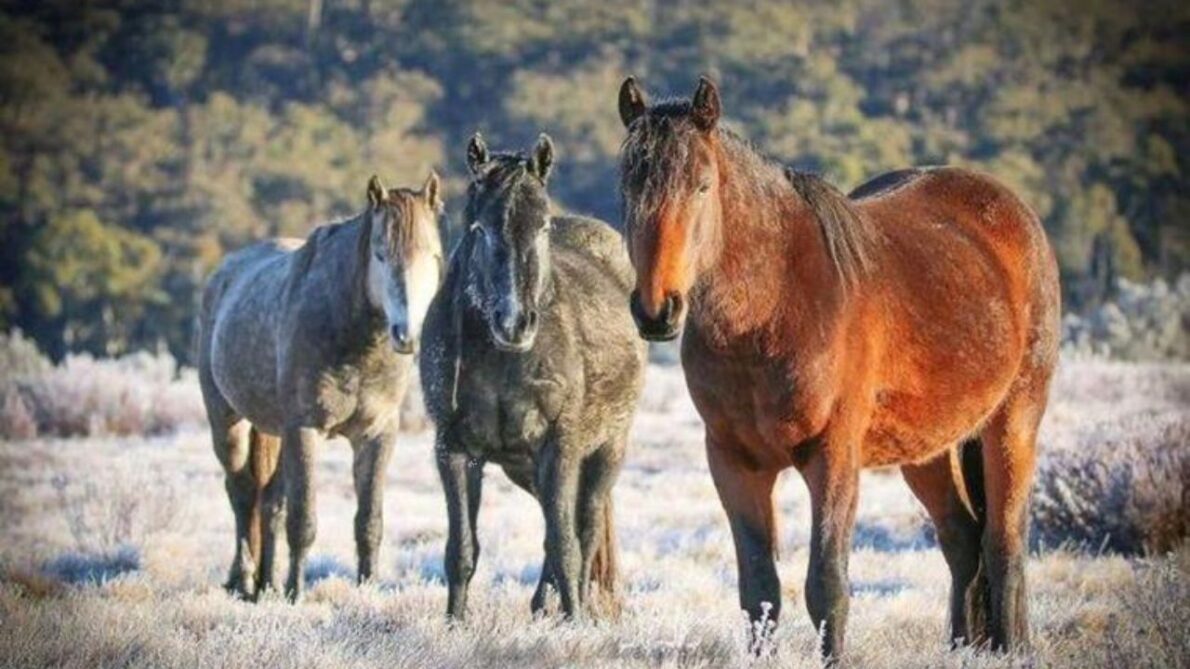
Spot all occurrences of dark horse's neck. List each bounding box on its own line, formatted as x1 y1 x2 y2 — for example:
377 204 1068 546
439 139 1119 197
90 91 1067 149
691 133 852 349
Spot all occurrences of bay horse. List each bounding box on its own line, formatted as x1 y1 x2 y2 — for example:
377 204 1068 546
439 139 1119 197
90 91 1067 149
420 134 646 620
617 76 1059 659
197 173 444 600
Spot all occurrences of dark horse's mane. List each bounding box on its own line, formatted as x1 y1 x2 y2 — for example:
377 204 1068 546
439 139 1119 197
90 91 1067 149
621 99 875 287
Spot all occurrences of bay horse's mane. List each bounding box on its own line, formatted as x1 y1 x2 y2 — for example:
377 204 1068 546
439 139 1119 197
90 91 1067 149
621 99 875 287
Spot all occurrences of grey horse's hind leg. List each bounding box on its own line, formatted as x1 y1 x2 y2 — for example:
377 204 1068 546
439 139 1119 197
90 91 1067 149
437 440 483 620
537 438 583 619
351 432 396 583
206 408 256 598
282 425 322 602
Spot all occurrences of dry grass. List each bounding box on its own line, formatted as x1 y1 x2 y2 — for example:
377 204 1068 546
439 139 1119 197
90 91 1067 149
0 359 1186 668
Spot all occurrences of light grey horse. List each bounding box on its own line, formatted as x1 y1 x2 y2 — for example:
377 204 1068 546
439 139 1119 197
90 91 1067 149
197 173 444 600
420 134 646 620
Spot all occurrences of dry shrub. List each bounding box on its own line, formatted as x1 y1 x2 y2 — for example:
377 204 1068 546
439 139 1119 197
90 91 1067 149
1033 418 1189 555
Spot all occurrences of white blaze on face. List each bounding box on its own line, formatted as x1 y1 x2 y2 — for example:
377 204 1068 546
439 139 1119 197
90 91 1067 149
367 250 408 336
403 251 440 338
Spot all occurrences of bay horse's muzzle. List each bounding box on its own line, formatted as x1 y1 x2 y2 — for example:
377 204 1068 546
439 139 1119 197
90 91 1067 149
630 289 684 342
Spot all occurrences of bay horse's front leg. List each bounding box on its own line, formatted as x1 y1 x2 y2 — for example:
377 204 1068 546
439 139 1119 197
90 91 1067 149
706 436 781 651
352 432 396 583
797 437 859 663
537 439 583 619
282 425 322 602
437 441 483 620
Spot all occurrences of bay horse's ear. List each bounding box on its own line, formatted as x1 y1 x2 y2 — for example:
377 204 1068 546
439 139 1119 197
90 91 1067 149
423 170 443 212
690 76 721 131
528 134 554 182
367 174 387 207
466 132 489 176
618 76 647 128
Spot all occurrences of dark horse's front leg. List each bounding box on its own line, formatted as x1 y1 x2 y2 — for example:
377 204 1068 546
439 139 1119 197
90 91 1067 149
796 436 860 663
537 438 584 618
437 440 483 620
352 432 396 583
706 435 781 653
282 425 323 602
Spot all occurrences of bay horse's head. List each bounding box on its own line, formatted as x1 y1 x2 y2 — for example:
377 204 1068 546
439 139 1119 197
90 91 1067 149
618 75 724 341
460 132 555 352
364 173 445 354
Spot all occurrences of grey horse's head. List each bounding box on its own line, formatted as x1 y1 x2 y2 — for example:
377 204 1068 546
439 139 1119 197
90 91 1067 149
364 172 445 354
461 133 555 352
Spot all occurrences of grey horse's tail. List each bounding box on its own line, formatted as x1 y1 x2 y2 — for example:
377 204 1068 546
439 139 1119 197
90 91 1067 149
588 492 622 618
247 427 282 567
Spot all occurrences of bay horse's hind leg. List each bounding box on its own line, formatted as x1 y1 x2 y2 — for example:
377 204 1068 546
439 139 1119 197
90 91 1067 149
901 443 987 646
979 375 1049 651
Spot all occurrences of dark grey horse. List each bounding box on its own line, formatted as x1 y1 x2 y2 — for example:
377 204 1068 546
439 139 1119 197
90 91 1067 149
420 134 646 619
197 173 444 600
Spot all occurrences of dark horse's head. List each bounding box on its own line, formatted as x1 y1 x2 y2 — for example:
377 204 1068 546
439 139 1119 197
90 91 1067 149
460 132 555 352
618 76 726 341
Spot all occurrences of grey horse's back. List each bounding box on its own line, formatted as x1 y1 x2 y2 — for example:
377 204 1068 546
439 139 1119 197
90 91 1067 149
549 215 634 290
197 238 304 432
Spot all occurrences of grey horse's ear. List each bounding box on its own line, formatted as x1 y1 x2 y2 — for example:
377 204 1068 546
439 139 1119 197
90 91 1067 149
690 75 721 131
466 133 489 176
527 134 554 182
367 175 387 207
423 170 443 212
618 76 646 128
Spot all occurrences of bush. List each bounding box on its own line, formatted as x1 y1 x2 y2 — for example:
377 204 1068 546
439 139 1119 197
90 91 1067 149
1032 416 1189 555
0 331 206 439
1063 273 1190 361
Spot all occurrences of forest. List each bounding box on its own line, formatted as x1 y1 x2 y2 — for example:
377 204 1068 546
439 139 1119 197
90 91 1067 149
1 0 1187 361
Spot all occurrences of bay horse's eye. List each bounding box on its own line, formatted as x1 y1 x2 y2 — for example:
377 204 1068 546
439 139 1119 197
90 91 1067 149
698 181 711 194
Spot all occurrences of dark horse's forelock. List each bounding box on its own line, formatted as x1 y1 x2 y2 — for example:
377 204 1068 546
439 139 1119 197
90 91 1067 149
619 100 876 288
466 153 549 237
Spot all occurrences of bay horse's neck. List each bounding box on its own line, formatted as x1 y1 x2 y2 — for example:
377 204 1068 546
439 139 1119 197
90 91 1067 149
692 137 848 348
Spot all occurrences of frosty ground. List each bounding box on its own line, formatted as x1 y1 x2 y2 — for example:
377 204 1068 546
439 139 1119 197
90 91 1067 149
0 360 1186 668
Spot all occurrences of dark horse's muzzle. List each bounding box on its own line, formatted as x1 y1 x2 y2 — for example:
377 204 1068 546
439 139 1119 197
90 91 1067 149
630 289 684 342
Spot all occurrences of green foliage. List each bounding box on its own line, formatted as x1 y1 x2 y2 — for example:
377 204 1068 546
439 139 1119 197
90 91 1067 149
1 0 1186 361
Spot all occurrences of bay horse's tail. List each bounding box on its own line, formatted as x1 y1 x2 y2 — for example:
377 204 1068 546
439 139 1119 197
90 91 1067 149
247 427 282 566
959 437 990 639
588 492 622 618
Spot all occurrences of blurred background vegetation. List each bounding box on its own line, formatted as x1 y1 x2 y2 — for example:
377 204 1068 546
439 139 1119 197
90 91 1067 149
0 0 1186 362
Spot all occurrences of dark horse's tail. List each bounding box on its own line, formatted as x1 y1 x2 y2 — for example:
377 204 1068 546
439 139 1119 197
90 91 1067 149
588 492 622 618
247 427 282 571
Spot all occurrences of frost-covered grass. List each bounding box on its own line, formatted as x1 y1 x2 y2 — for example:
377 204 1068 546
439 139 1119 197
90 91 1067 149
0 361 1186 667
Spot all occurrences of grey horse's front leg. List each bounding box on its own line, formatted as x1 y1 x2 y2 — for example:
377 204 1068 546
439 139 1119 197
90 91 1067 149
352 432 396 583
282 425 322 602
437 441 483 620
538 439 583 619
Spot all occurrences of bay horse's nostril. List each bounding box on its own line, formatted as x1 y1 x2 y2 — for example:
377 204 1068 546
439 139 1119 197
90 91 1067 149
663 291 683 324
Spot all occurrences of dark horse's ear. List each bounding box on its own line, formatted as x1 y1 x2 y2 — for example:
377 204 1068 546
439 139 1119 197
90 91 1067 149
618 76 647 128
423 170 443 212
690 76 721 131
367 174 387 207
466 132 489 176
527 134 554 182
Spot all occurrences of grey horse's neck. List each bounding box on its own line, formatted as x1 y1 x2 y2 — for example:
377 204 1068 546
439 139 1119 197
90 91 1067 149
290 211 385 339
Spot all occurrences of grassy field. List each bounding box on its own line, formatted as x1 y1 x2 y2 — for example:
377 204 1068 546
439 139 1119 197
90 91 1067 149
0 360 1186 668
